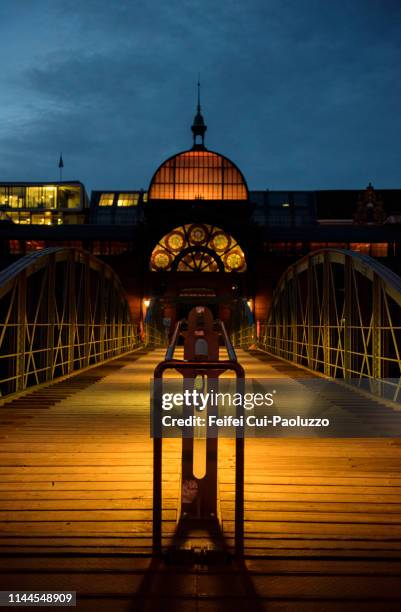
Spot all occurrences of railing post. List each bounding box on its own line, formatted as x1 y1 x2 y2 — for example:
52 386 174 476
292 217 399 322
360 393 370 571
343 255 352 379
46 254 56 381
307 257 314 369
235 374 245 557
83 253 91 368
116 301 123 353
372 273 382 382
99 264 106 362
323 253 331 376
15 271 27 392
67 251 76 375
282 279 289 359
291 273 298 364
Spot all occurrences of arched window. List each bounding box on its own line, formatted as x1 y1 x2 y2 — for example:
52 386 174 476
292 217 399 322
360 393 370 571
148 150 248 201
150 224 247 273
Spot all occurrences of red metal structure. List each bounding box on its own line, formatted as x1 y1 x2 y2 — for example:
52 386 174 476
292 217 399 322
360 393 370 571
152 306 245 557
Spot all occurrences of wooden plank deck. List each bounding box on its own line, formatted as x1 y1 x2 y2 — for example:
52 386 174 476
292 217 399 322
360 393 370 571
1 347 401 610
0 349 181 556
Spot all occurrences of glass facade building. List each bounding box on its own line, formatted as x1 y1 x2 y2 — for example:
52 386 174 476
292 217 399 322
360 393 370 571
0 182 87 225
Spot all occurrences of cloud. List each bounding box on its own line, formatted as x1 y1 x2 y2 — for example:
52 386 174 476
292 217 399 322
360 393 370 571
0 0 400 190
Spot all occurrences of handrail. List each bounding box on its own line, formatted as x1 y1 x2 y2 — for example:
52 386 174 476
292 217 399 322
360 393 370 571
219 320 238 362
164 319 185 360
271 248 401 309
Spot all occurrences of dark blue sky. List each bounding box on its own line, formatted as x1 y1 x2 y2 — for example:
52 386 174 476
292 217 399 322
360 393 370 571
0 0 400 191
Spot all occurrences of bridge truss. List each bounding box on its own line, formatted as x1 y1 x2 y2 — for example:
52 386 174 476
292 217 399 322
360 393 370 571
258 249 401 401
0 248 141 397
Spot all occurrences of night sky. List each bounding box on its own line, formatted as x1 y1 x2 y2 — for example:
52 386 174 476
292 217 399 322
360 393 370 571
0 0 400 192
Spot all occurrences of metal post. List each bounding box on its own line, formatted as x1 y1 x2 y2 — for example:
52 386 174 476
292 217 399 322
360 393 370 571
291 272 298 364
153 371 163 555
46 254 56 381
235 373 245 557
372 273 382 383
282 279 289 359
323 253 331 376
344 255 352 379
67 251 76 374
307 257 314 369
99 265 106 362
116 300 123 353
15 272 27 392
109 282 117 356
83 253 91 368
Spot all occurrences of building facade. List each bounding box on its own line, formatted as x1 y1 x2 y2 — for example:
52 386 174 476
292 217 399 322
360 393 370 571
1 100 401 332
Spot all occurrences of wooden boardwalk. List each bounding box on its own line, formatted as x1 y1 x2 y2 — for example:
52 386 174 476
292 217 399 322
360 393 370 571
1 347 401 610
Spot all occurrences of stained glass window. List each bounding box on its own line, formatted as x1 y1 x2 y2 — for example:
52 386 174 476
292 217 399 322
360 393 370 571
149 151 248 201
150 224 246 272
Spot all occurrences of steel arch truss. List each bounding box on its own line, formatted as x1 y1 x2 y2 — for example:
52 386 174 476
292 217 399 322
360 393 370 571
260 249 401 400
0 248 140 397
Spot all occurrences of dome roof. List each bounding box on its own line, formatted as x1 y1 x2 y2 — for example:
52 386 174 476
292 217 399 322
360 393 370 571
148 149 248 201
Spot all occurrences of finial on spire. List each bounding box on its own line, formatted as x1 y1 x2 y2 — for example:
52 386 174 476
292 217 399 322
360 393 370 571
191 77 207 149
197 75 201 111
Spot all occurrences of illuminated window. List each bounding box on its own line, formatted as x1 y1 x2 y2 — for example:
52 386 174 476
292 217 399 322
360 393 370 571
149 150 248 201
32 213 47 225
99 193 115 206
0 187 7 205
25 240 45 251
7 211 63 225
26 186 57 209
8 212 31 224
350 243 371 254
327 242 347 249
150 224 246 272
371 243 388 257
349 243 388 257
92 241 110 255
0 186 25 208
117 193 139 207
58 185 81 209
0 184 83 211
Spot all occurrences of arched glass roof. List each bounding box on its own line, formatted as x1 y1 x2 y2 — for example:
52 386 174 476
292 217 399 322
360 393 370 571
148 150 248 201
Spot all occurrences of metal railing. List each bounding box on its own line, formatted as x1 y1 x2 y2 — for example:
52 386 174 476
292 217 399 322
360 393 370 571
0 248 142 398
257 249 401 401
144 323 168 348
231 325 257 349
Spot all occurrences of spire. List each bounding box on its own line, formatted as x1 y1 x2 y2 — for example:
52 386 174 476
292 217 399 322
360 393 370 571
191 78 207 149
197 78 201 111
